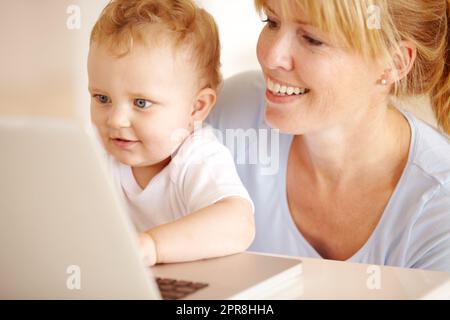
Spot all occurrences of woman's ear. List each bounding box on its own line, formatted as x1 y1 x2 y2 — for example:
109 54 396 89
391 40 417 82
191 87 217 123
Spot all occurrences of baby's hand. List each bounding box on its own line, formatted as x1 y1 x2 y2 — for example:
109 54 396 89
138 232 157 267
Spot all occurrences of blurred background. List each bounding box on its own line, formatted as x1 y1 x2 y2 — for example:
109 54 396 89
0 0 436 126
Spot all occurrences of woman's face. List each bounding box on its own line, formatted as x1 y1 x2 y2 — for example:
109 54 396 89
257 0 385 135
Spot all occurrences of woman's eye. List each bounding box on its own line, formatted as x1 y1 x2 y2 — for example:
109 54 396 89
262 17 278 30
93 94 110 104
303 35 323 47
134 99 153 109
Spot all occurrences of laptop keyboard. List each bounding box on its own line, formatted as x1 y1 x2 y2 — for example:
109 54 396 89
155 277 209 300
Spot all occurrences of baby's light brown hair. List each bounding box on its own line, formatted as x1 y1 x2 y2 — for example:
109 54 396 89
90 0 222 91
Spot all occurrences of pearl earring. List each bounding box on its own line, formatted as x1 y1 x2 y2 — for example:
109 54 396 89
380 69 390 85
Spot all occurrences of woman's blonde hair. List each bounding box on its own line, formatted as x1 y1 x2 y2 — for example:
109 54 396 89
90 0 222 90
255 0 450 134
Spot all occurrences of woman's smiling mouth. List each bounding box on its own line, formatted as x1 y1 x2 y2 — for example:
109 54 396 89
265 77 310 104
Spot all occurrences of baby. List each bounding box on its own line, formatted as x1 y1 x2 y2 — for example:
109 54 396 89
88 0 255 266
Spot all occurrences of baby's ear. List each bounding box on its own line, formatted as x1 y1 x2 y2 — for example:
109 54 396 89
191 87 216 122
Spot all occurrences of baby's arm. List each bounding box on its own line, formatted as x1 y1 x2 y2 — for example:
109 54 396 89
139 196 254 266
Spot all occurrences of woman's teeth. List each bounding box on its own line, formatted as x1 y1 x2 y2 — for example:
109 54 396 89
267 79 309 96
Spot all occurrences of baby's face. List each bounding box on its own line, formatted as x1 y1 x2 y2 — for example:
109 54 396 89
88 41 200 167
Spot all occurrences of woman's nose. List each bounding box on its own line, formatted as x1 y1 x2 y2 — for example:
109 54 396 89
261 32 295 72
106 103 132 129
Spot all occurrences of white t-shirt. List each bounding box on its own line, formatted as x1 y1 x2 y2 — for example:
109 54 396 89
208 71 450 273
107 125 254 232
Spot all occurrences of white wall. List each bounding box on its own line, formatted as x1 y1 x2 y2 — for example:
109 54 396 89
197 0 263 78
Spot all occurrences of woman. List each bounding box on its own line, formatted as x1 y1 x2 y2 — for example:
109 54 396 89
208 0 450 272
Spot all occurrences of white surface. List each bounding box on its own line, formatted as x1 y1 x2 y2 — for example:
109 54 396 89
254 253 450 300
153 250 450 300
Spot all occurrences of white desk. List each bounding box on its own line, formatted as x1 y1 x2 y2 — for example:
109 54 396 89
264 255 450 299
153 252 450 300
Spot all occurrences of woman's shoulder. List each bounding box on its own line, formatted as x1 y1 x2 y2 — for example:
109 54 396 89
208 70 266 131
388 111 450 272
406 110 450 186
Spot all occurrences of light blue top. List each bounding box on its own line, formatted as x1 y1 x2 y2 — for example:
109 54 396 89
207 71 450 272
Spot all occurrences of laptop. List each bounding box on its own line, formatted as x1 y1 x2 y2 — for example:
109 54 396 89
0 118 302 299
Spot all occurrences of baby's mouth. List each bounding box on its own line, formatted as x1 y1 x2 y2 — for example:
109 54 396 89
115 138 135 142
111 136 139 143
110 137 139 149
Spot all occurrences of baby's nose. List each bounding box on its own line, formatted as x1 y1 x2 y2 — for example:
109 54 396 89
107 104 132 129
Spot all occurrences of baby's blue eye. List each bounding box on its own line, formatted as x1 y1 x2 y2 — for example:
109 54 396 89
94 94 110 104
134 99 153 109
